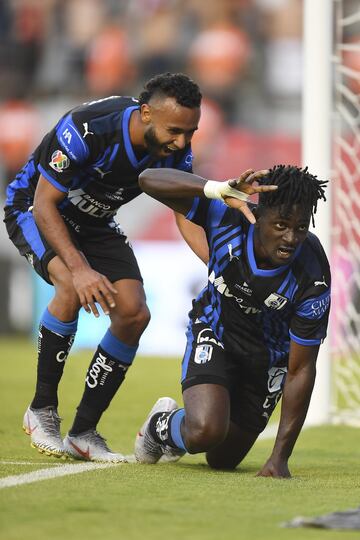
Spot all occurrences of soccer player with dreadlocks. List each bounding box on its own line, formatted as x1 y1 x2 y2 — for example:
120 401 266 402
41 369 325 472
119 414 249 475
134 165 330 478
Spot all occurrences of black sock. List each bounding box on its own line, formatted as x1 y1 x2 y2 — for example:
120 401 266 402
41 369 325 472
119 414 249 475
31 323 75 409
149 411 179 448
69 346 129 435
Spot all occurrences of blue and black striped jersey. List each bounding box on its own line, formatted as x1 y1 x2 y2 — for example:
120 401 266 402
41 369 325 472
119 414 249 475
187 197 331 366
5 96 194 220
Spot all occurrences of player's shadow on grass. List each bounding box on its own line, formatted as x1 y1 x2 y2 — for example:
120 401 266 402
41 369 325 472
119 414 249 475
172 461 259 475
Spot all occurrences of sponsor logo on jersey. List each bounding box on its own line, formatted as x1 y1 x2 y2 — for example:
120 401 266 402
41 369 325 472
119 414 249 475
104 187 124 201
234 281 252 296
209 271 261 314
67 188 117 218
194 344 213 364
264 292 288 310
61 213 81 233
197 328 224 349
310 295 330 317
49 150 70 172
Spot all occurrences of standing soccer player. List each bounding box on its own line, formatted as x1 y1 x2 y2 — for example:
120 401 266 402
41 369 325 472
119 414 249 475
135 165 330 478
3 73 202 462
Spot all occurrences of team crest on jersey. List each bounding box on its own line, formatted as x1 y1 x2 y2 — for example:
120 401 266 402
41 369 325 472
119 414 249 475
264 292 288 310
194 344 213 364
49 150 70 172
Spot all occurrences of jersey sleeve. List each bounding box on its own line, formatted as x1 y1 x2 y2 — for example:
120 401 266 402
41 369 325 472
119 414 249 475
289 259 331 346
186 197 229 231
37 113 91 192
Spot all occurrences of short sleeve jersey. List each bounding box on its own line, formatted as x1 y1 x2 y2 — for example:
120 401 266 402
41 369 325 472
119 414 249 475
5 96 194 220
187 197 331 368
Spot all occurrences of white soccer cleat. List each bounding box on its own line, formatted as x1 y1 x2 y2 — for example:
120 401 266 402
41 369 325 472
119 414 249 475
135 397 186 464
23 405 66 458
63 430 127 463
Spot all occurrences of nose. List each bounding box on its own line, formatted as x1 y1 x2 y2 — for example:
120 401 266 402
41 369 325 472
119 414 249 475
283 229 297 246
173 134 187 150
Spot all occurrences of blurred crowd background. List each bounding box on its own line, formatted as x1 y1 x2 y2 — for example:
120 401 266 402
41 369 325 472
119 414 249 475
0 0 306 199
0 0 358 338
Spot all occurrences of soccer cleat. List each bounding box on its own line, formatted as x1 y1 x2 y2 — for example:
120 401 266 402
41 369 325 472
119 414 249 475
63 430 127 463
135 397 186 464
23 405 66 458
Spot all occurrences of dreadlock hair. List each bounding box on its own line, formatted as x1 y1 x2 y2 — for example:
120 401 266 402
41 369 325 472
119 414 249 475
257 165 328 227
138 72 202 108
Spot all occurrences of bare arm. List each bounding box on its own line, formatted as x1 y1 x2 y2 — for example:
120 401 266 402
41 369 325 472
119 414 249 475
33 175 117 317
257 341 319 478
139 167 275 221
175 212 209 265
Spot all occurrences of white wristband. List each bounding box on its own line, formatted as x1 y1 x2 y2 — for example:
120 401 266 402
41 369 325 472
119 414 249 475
203 180 249 203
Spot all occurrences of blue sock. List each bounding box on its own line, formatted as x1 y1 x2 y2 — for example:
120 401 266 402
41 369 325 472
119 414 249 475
100 329 138 365
169 409 187 451
41 307 78 335
150 409 188 451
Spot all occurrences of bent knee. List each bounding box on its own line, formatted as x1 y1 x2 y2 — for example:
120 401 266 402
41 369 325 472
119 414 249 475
185 422 228 454
112 303 151 334
51 275 80 314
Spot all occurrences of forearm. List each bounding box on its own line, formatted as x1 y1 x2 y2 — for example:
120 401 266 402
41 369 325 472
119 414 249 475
33 202 87 274
175 212 209 264
139 168 207 200
271 364 316 460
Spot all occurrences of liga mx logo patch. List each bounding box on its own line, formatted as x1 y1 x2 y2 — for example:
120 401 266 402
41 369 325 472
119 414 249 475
49 150 70 172
194 344 213 364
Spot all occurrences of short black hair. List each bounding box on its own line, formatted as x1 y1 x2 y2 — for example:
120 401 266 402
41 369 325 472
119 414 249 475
257 165 328 226
138 72 202 108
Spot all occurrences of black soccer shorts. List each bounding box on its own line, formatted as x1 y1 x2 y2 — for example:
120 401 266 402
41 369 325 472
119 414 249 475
181 319 287 434
4 206 143 285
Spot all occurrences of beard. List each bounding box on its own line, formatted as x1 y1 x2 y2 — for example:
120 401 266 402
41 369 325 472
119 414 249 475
144 126 174 158
144 127 163 157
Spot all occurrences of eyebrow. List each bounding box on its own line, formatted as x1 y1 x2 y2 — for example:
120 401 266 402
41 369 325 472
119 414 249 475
167 126 199 133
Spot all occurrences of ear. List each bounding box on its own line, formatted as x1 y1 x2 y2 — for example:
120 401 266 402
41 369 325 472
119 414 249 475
140 103 151 124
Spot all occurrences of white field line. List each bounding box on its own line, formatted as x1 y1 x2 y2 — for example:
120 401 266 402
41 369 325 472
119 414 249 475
0 462 117 489
0 428 278 490
0 461 63 465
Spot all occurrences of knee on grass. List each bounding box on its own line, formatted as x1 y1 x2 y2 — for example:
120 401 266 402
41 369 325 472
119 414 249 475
185 422 228 454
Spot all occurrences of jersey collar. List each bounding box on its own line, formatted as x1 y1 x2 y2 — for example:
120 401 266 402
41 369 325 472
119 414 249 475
122 106 151 168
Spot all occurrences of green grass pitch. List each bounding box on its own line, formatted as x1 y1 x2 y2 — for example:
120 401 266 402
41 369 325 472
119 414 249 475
0 337 359 540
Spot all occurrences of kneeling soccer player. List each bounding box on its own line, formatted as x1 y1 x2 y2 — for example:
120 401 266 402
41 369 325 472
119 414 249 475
134 165 330 478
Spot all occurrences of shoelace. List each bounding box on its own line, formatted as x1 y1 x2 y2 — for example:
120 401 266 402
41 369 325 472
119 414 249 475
36 408 62 439
85 430 112 452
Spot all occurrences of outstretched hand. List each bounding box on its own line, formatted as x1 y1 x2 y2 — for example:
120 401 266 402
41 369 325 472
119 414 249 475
224 169 277 224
